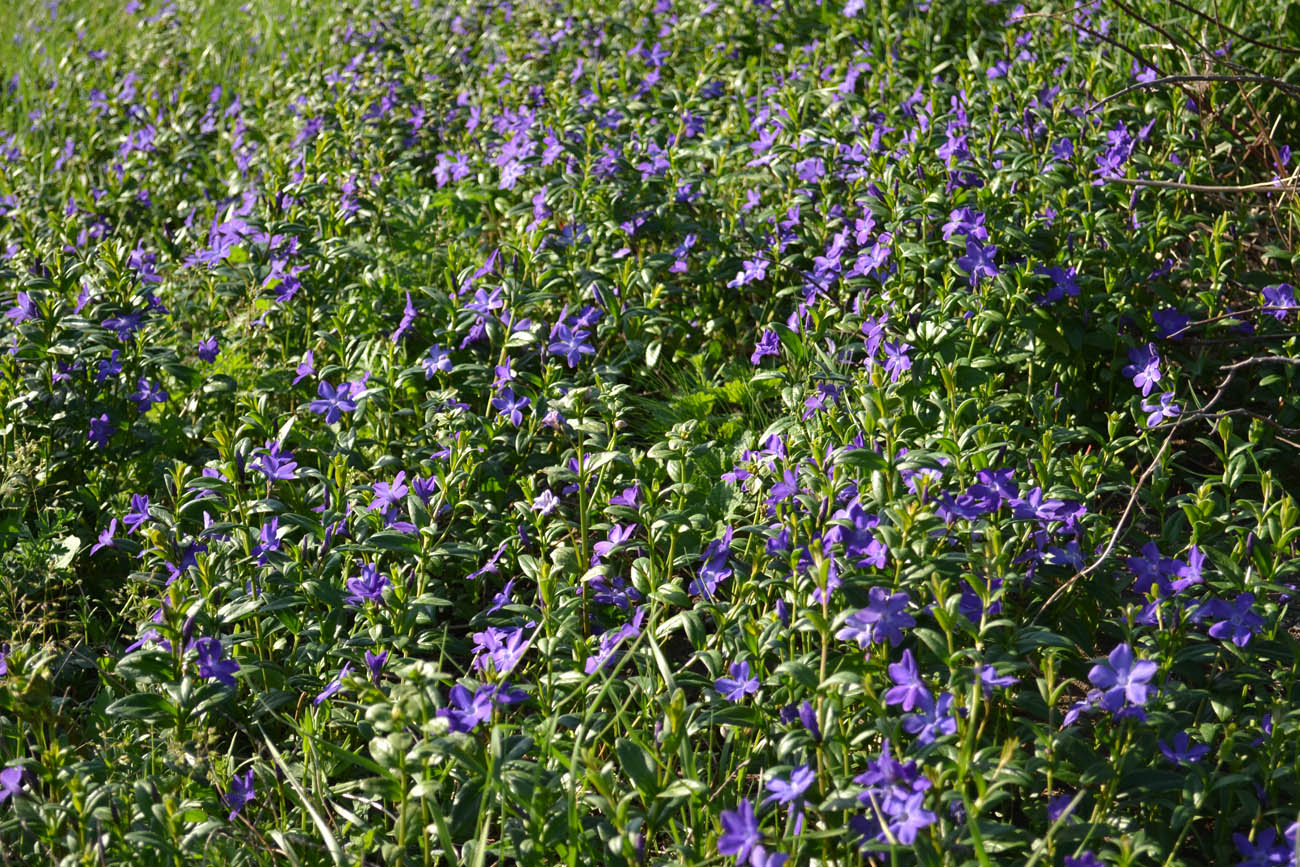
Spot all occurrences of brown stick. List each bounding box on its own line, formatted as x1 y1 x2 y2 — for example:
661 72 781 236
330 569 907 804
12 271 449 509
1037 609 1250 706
1089 74 1300 112
1032 362 1244 622
1166 0 1300 57
1098 172 1299 194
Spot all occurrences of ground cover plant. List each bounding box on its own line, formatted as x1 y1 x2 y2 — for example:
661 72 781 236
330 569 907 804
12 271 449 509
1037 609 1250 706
1 0 1300 863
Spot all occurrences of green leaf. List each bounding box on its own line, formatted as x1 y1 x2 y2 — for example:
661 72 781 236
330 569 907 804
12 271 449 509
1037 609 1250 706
259 726 345 866
1014 627 1075 653
657 778 707 799
106 692 176 724
774 660 819 691
1286 3 1300 43
646 340 662 368
615 737 659 795
836 447 887 474
53 534 81 569
584 450 627 474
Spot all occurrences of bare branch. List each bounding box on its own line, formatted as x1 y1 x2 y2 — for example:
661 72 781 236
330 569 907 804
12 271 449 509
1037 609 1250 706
1099 171 1299 194
1219 355 1300 370
1033 362 1246 622
1089 74 1300 113
1166 0 1300 56
1166 407 1300 437
1031 430 1175 624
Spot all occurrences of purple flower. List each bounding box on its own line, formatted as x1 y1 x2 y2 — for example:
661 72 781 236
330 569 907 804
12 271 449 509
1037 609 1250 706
956 238 999 285
794 156 825 183
4 292 36 323
728 256 768 288
487 578 517 614
718 798 762 864
881 340 912 383
466 286 503 317
852 738 938 845
1234 828 1292 867
1047 794 1077 823
1175 545 1207 592
766 470 799 507
313 662 352 706
96 350 122 382
548 324 596 367
254 518 281 565
609 483 641 508
0 767 23 804
884 649 930 711
861 314 889 358
1064 854 1104 867
293 350 315 385
851 235 893 281
635 141 670 178
824 500 887 568
1141 392 1181 427
765 764 815 807
1262 283 1296 320
937 124 970 164
1158 731 1210 764
90 518 118 555
1153 307 1189 338
1034 265 1080 304
391 292 417 343
835 587 914 648
1087 643 1157 713
765 764 815 835
715 660 759 702
1202 593 1266 647
369 472 408 513
1094 124 1135 178
1061 689 1102 728
796 701 821 741
902 691 957 745
472 625 531 676
438 683 495 733
194 637 239 688
123 494 151 533
1049 138 1074 161
592 523 637 564
977 665 1018 697
129 378 169 412
532 490 559 516
690 526 734 598
251 442 298 481
886 791 937 844
751 328 779 365
585 607 645 674
854 737 931 814
1126 541 1185 596
222 769 254 821
411 475 437 505
422 344 452 378
309 380 357 424
492 388 529 426
87 413 115 449
198 336 220 362
364 649 388 684
102 311 145 341
346 563 390 607
941 208 987 242
1122 343 1162 396
468 542 508 581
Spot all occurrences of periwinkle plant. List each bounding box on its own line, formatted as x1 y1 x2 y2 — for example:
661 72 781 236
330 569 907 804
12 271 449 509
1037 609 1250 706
0 0 1297 864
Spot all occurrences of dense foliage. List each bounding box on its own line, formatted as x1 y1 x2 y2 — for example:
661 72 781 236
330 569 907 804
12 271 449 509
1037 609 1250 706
2 0 1300 864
